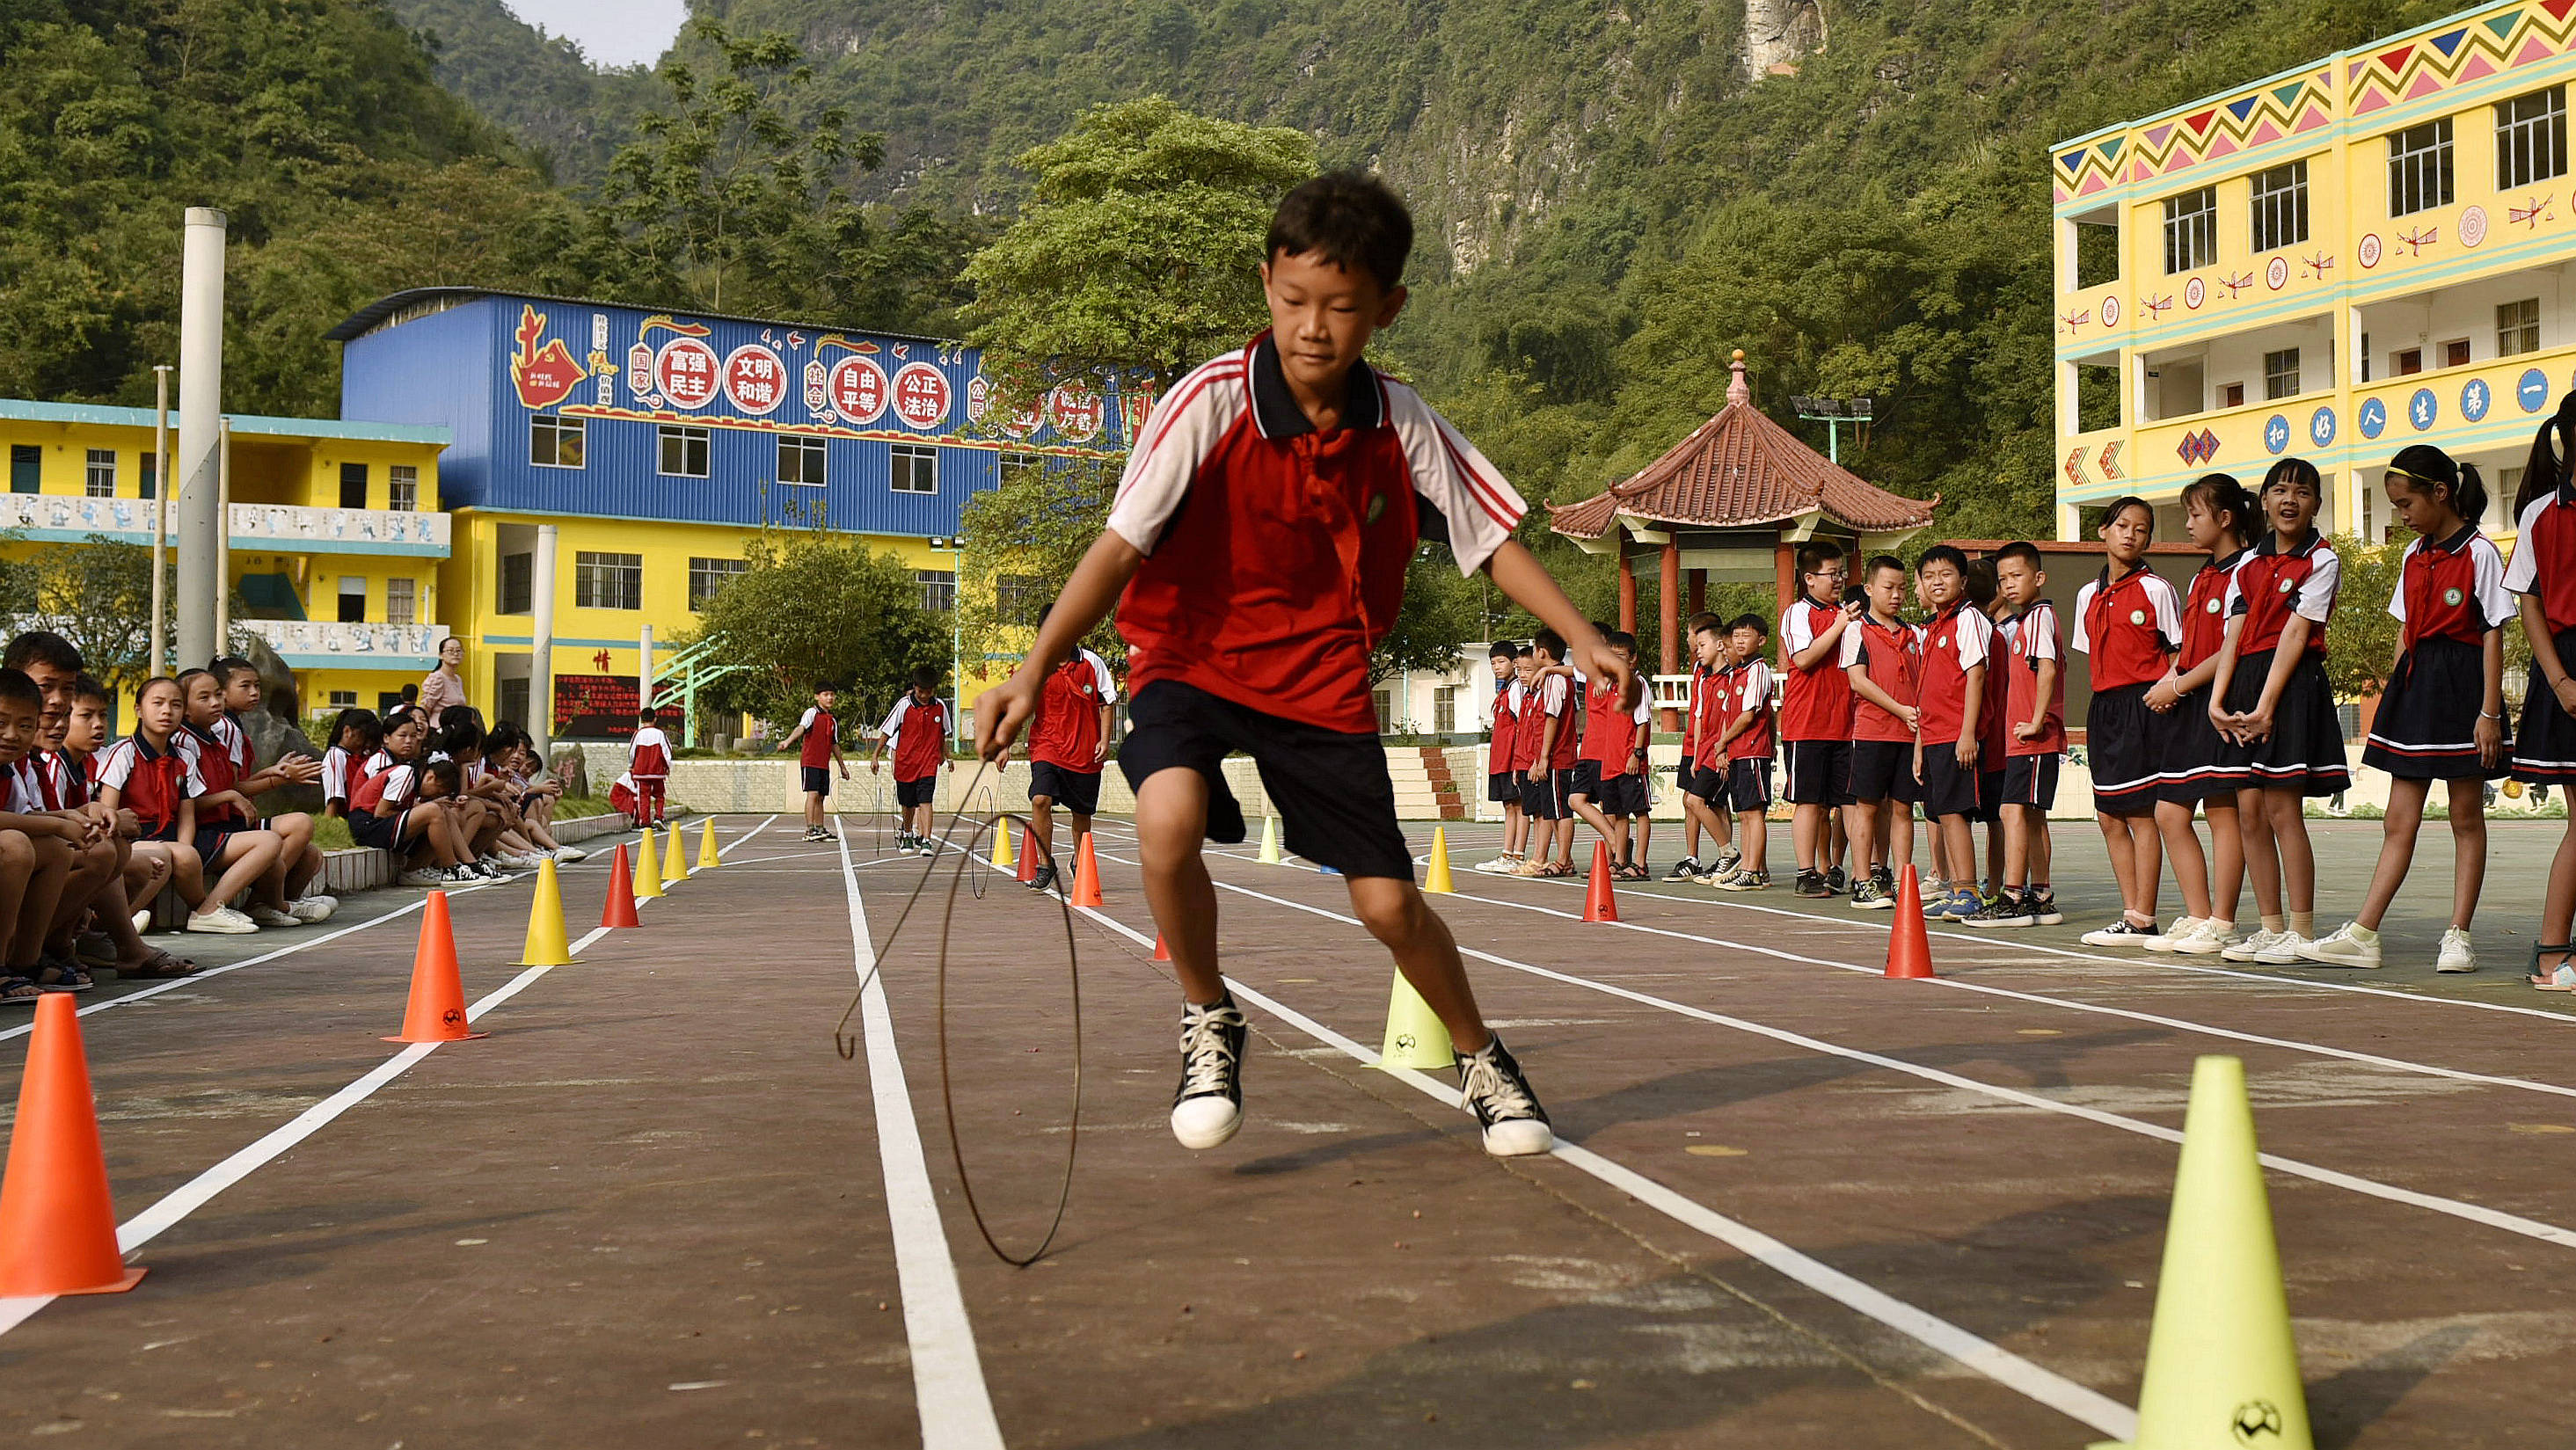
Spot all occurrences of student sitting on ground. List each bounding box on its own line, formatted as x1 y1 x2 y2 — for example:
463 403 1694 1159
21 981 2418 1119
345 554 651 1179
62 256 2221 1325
103 677 277 935
0 667 108 996
348 712 478 886
321 707 380 820
174 668 303 930
208 658 333 922
60 675 190 976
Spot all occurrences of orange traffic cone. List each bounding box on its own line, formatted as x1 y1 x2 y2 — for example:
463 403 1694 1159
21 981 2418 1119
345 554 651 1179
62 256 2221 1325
384 892 488 1042
1884 864 1937 980
601 843 640 929
1071 833 1105 907
0 995 144 1295
1152 934 1171 961
1581 840 1620 923
1016 828 1039 884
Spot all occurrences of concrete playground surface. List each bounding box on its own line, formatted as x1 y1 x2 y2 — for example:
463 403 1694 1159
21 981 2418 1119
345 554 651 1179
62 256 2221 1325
1 812 2574 1445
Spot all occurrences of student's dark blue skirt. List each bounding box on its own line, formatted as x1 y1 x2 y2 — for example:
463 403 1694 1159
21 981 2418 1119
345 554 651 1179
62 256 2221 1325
2362 636 2507 780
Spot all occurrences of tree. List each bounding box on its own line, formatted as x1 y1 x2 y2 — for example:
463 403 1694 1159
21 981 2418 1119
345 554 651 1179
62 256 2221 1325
2322 533 2403 702
680 532 947 732
958 96 1315 401
954 454 1118 673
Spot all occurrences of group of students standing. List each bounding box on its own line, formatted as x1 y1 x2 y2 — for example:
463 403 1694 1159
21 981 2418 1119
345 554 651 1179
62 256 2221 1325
1468 397 2576 984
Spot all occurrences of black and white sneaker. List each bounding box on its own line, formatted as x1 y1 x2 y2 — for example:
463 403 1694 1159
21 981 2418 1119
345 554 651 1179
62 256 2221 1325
1664 856 1701 882
1027 863 1059 894
1825 865 1849 895
2026 889 2064 926
1456 1034 1553 1156
1170 995 1249 1149
1792 869 1832 899
1961 891 2038 928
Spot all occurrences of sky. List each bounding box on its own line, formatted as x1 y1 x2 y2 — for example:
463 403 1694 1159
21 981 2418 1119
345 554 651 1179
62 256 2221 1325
504 0 687 69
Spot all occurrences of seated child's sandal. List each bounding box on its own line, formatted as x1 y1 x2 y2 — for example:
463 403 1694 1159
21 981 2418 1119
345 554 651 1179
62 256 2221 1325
0 975 40 1004
35 956 92 993
121 949 198 980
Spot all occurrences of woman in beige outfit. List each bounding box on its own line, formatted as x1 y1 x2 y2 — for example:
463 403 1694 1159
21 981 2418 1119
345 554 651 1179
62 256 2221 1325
419 636 467 720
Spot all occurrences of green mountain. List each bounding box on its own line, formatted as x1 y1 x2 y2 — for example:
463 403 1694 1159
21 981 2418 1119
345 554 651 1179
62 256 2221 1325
391 0 660 185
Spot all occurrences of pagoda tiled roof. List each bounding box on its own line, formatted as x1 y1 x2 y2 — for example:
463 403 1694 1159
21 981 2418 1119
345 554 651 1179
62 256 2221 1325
1550 396 1935 539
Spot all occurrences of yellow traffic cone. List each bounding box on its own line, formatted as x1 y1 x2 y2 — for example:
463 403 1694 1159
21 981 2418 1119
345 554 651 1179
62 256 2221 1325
1374 972 1455 1071
633 827 666 900
1424 826 1455 894
664 821 690 881
991 818 1016 871
696 816 722 871
1259 815 1282 864
517 858 575 966
2092 1055 2311 1450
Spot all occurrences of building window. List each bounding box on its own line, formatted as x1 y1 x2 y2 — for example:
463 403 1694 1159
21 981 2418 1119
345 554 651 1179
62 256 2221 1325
2501 299 2543 357
327 690 358 709
2497 467 2525 533
916 569 957 614
574 551 643 610
2263 348 2301 401
1433 685 1457 736
499 552 532 616
388 464 418 512
1373 688 1395 735
995 572 1046 624
890 443 938 494
6 445 33 496
998 450 1042 487
139 453 155 500
84 449 114 498
2220 382 2246 410
658 426 711 478
2162 186 2217 273
385 578 416 626
2444 338 2473 369
2248 159 2308 252
2392 347 2423 377
530 415 585 469
339 462 367 510
777 435 827 486
337 577 366 623
688 557 749 611
2389 119 2454 216
499 677 529 726
2499 84 2568 191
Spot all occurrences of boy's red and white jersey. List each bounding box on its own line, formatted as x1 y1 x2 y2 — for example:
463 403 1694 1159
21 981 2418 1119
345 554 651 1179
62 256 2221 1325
2177 550 2248 671
1578 677 1648 769
1840 615 1921 742
97 735 203 831
2390 525 2509 648
1999 601 2066 755
2507 484 2576 632
1914 604 1994 744
354 761 417 814
1485 679 1517 774
213 713 253 772
2225 529 2339 656
628 725 671 778
1722 660 1776 761
7 757 46 814
1028 648 1120 769
1105 333 1524 733
1688 665 1722 766
1777 599 1857 740
2073 564 2183 688
793 707 838 769
879 696 950 780
1512 673 1573 771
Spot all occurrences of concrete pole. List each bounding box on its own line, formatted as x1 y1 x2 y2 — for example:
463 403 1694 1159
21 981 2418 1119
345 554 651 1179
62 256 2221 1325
174 208 226 671
530 524 557 754
150 365 171 677
213 418 231 658
639 623 654 723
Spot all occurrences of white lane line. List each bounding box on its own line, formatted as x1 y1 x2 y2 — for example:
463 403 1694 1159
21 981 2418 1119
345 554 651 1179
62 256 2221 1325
832 825 1005 1450
1091 849 2576 1253
1068 898 2137 1442
1430 888 2576 1102
0 816 776 1340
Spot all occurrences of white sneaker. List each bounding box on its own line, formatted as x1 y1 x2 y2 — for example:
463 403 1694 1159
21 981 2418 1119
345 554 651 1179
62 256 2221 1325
2220 929 2277 962
2142 916 2205 953
1472 855 1520 875
2254 929 2312 965
2170 919 2233 955
551 847 589 863
248 904 301 929
399 867 450 888
186 906 257 935
130 909 153 935
2295 922 2381 968
288 897 336 923
2436 928 2477 973
1170 997 1249 1150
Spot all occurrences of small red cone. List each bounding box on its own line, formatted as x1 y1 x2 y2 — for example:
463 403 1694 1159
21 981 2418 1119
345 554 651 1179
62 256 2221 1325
1884 864 1937 980
1581 840 1620 923
1152 934 1171 961
1070 833 1105 907
1016 830 1039 884
601 843 640 929
384 892 489 1042
0 996 144 1295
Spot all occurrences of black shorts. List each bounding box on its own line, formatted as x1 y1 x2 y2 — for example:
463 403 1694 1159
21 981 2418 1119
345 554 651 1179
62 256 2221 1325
1119 680 1413 880
348 809 421 856
1849 739 1918 804
1682 761 1726 802
2001 753 2061 811
1725 758 1773 814
1919 743 1984 820
1569 759 1602 799
1487 770 1520 804
801 764 832 798
1782 740 1853 806
1976 768 2005 824
1594 769 1649 818
894 775 937 810
1520 769 1572 821
1027 760 1103 817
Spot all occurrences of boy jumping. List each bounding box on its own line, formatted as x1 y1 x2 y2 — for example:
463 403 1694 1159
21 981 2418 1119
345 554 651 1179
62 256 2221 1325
976 173 1617 1156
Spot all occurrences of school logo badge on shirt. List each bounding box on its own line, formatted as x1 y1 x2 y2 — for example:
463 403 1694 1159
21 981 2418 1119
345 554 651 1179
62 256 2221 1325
2278 578 2295 593
2127 609 2145 625
2444 587 2464 606
2205 599 2223 613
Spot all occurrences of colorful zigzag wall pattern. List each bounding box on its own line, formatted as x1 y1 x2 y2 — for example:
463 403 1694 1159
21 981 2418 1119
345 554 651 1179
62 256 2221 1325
2054 0 2576 203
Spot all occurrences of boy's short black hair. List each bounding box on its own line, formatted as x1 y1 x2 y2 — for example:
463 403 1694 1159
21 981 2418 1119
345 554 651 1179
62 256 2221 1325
400 683 420 703
421 759 464 796
1995 541 2045 571
816 682 839 696
1864 553 1907 580
1532 627 1565 659
1266 172 1412 294
209 655 257 686
1514 645 1536 659
1606 630 1637 652
909 664 942 692
1916 544 1969 575
70 674 109 707
1964 559 2000 608
637 708 658 724
0 669 40 711
1686 611 1725 638
1794 540 1846 576
2 631 81 676
1727 613 1769 638
1488 641 1517 660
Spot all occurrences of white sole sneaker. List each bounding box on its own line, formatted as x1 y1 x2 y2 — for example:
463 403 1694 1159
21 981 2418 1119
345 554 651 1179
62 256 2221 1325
1170 1097 1242 1150
185 911 255 935
1481 1118 1555 1156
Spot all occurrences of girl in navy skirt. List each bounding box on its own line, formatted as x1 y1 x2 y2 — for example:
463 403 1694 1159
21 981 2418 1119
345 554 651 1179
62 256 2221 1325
2144 473 2255 955
2207 457 2347 965
2507 396 2576 987
2301 446 2505 973
2070 495 2184 944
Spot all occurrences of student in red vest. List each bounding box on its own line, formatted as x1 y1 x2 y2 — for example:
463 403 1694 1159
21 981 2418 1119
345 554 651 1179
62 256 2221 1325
2208 458 2348 965
2507 397 2576 987
775 684 850 843
1966 543 2065 927
1568 629 1652 878
627 708 672 828
2303 445 2504 973
1023 602 1121 895
1668 614 1738 883
1705 615 1776 891
1512 630 1579 878
871 667 952 856
1912 546 1992 921
1777 541 1860 898
1475 643 1524 872
2072 498 2185 944
2145 474 2256 955
1841 554 1918 908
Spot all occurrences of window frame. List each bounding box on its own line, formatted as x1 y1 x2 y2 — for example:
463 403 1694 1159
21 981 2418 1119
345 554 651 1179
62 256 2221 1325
530 414 587 470
687 557 750 612
916 568 958 614
2388 118 2456 217
498 552 534 616
777 434 828 487
889 443 939 494
384 577 417 626
83 448 115 498
2263 347 2302 402
2161 186 2217 274
387 463 418 512
2500 298 2543 358
337 576 367 624
2498 84 2568 191
573 550 645 611
657 425 712 479
338 461 368 511
2248 158 2309 253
